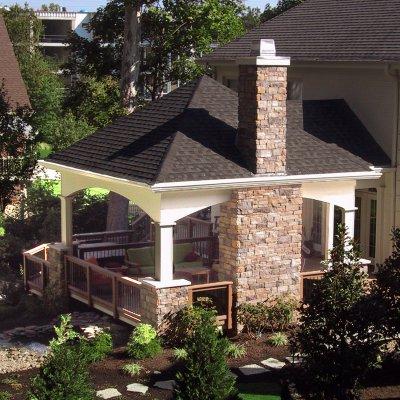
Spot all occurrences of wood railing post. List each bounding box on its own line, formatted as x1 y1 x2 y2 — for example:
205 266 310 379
227 283 233 330
300 274 304 301
112 276 118 318
86 265 92 306
23 254 28 290
40 262 44 293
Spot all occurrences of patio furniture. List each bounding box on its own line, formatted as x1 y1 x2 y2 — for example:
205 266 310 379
175 265 211 284
173 243 203 271
125 247 155 276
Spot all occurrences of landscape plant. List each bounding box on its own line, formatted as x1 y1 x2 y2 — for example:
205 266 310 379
121 362 142 377
28 315 94 400
224 341 247 359
294 225 383 400
267 332 288 347
81 329 113 363
127 323 162 360
174 305 236 400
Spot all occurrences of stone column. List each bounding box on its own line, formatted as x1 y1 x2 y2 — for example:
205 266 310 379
60 196 73 250
140 279 190 330
45 243 69 311
219 185 303 306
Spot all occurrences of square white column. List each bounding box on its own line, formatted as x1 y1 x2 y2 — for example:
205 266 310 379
344 208 357 239
60 196 73 249
325 203 335 258
154 223 175 282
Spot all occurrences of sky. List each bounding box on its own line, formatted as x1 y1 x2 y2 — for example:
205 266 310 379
0 0 275 12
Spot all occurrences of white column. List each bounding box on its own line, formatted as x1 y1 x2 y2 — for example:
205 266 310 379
325 203 335 258
154 223 175 282
60 196 73 249
344 208 357 239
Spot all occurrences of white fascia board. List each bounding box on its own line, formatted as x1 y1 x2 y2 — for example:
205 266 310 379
152 170 383 192
38 160 151 189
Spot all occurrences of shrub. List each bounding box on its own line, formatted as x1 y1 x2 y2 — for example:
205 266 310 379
0 391 12 400
294 225 383 400
121 363 142 377
224 341 246 359
173 347 188 360
373 228 400 349
174 306 236 400
82 329 113 363
28 315 94 400
267 332 288 347
237 295 297 338
127 324 162 360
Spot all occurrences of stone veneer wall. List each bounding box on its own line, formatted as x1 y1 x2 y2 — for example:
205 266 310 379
237 65 288 175
140 283 189 329
218 185 302 305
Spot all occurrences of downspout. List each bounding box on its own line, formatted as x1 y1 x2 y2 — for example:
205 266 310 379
385 64 400 230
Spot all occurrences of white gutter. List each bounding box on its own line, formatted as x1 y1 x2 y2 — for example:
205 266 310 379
40 161 383 193
39 160 151 189
151 169 383 192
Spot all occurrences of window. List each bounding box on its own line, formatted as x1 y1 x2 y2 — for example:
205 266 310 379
369 199 377 258
311 201 322 245
354 197 361 246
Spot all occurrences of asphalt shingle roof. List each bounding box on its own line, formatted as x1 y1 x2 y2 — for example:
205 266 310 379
47 75 390 185
0 14 30 108
204 0 400 63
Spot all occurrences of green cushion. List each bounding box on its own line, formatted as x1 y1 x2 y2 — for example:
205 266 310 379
126 247 155 266
127 265 155 276
175 260 204 270
173 243 195 263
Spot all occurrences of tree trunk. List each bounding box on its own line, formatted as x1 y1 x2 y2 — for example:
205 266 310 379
106 2 142 231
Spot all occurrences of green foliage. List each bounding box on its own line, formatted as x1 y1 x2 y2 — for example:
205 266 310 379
267 332 288 347
0 391 12 400
127 324 162 360
66 0 244 100
64 76 125 130
224 341 246 359
373 228 400 349
29 315 94 400
261 0 304 22
241 6 262 30
173 347 188 360
0 5 42 58
237 295 297 338
81 330 113 363
294 225 383 400
174 306 236 400
121 362 142 377
0 84 38 212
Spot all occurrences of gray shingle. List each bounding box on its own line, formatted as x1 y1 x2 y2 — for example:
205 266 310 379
203 0 400 63
47 76 389 185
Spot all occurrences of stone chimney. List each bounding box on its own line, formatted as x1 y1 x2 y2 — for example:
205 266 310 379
236 39 290 175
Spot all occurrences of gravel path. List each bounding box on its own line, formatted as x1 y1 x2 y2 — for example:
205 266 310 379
0 345 45 374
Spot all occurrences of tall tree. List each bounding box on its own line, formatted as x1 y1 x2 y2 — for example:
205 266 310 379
0 86 38 212
261 0 304 22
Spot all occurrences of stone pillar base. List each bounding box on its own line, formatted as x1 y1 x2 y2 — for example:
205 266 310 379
140 279 191 330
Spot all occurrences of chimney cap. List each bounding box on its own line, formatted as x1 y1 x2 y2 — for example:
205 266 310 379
237 39 290 67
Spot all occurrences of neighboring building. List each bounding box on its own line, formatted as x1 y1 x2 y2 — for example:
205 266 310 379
35 10 93 63
24 0 399 330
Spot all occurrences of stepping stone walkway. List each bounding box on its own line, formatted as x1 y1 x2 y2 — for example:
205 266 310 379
127 383 149 394
96 388 122 399
261 358 286 370
285 354 303 364
25 342 49 355
238 364 269 376
154 380 176 390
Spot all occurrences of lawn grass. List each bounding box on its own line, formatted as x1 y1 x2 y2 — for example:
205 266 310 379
238 382 281 400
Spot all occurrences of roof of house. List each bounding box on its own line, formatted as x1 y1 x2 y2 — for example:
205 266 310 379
0 14 30 108
204 0 400 63
47 75 389 185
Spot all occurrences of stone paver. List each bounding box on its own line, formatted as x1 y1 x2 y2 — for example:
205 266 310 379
154 380 176 390
238 364 269 376
285 354 303 364
127 383 149 394
25 342 49 355
96 388 122 399
261 358 286 370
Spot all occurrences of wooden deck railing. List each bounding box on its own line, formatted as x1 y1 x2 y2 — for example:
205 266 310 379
23 244 51 296
65 256 142 325
188 281 233 329
76 236 216 267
